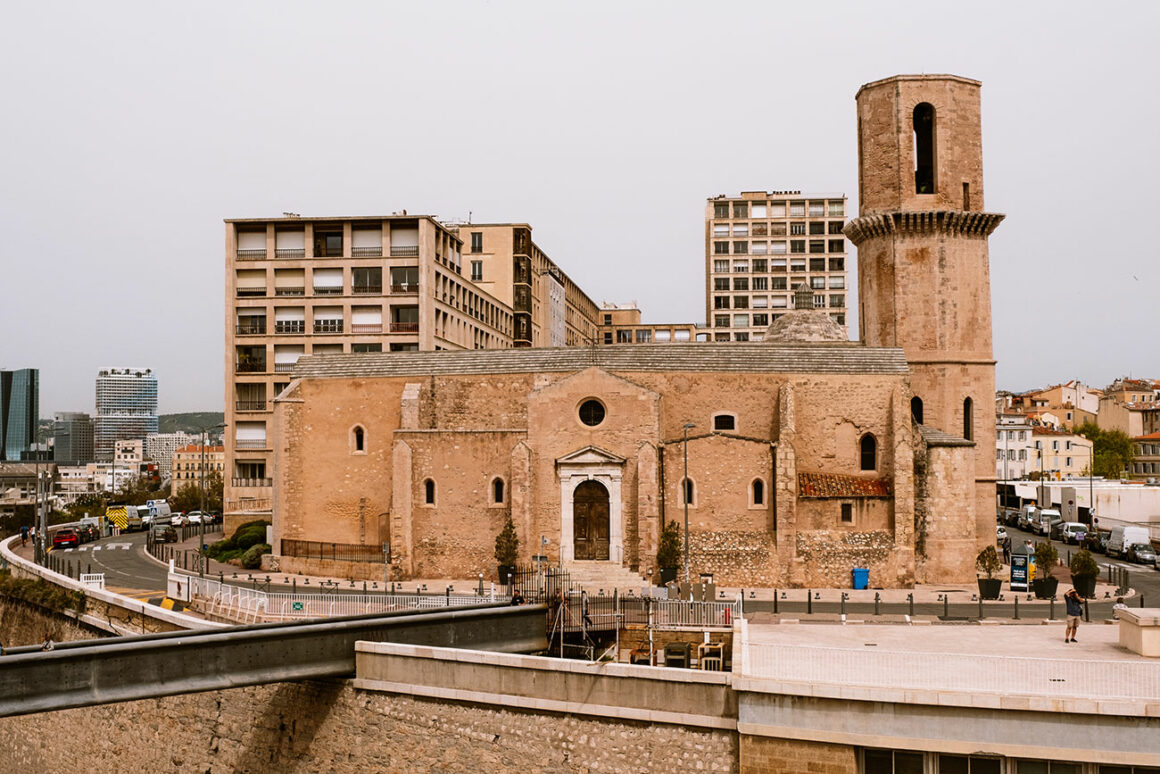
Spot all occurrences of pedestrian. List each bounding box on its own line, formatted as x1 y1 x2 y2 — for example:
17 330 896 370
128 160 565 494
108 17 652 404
1113 597 1128 619
40 630 55 652
20 525 28 547
581 590 593 629
1064 588 1083 643
510 588 526 606
1002 536 1011 564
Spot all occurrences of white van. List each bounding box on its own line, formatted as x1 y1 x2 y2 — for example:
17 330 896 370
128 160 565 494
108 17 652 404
1108 526 1151 559
1035 508 1062 536
142 499 172 527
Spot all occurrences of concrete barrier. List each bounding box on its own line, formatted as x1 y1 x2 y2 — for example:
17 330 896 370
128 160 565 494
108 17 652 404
1119 608 1160 657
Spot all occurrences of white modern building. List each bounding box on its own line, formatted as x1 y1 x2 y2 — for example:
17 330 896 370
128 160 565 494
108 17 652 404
145 432 197 480
996 413 1035 480
94 367 158 460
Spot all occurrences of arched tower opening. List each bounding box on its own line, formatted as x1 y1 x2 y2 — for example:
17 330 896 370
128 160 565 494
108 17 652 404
913 102 937 194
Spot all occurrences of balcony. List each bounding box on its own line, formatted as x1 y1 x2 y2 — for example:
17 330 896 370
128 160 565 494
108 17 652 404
235 322 266 335
275 248 305 259
312 287 343 296
234 439 269 450
235 360 266 373
274 321 305 334
236 289 267 297
274 362 297 373
235 401 267 412
275 287 305 297
314 320 343 334
352 283 382 295
390 283 417 294
232 477 273 487
390 245 419 257
226 497 272 512
390 322 419 333
351 323 383 334
352 246 382 257
236 249 267 261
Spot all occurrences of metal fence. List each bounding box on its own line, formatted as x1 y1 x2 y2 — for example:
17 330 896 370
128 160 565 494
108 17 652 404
744 643 1160 702
281 539 385 563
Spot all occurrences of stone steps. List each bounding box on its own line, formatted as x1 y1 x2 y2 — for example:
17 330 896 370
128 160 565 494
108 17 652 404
561 562 649 593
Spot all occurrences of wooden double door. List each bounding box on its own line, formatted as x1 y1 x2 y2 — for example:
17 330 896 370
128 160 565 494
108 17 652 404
573 480 610 560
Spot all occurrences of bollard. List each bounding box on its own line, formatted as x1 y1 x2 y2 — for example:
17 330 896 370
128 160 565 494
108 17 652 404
908 593 914 617
363 581 367 593
1142 594 1146 609
87 563 91 575
740 590 745 616
292 577 297 594
1108 564 1113 584
1050 597 1055 620
943 595 949 619
446 586 451 606
773 589 779 615
807 590 813 615
1014 596 1020 620
841 592 847 616
978 596 983 620
874 592 880 616
1125 569 1131 594
1084 598 1090 623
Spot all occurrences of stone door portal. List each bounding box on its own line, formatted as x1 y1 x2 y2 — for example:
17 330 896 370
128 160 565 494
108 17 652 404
573 480 610 560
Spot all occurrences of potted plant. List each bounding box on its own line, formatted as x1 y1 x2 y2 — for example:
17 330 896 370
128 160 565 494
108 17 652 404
1033 540 1059 599
975 545 1002 600
656 520 682 586
1069 548 1100 599
494 516 519 586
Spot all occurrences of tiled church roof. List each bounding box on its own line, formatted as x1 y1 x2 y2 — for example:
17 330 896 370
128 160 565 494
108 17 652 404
798 472 893 498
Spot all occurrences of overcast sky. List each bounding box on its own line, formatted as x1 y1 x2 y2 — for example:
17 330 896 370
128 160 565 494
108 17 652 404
2 1 1156 415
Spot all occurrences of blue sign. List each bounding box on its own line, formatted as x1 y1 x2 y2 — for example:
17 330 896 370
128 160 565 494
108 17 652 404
1010 554 1029 591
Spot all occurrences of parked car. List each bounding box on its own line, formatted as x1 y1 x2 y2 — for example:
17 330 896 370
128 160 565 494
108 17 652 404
1126 543 1157 566
75 523 98 543
1056 522 1087 545
52 529 80 549
996 525 1008 543
171 513 188 527
150 524 177 544
1082 530 1108 554
186 511 205 525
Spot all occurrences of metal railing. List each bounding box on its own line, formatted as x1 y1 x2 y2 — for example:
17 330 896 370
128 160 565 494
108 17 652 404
273 363 296 373
234 439 268 449
274 287 305 296
235 361 267 373
281 538 384 563
389 245 419 257
234 400 266 412
390 283 418 293
80 573 105 590
351 246 382 257
236 249 267 260
743 643 1160 702
231 477 272 487
350 323 383 334
390 322 419 333
352 284 382 294
275 248 305 259
227 497 272 511
312 287 343 295
313 321 343 333
274 322 305 334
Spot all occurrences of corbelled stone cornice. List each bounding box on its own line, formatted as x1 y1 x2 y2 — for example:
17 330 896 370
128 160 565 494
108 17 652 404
843 210 1005 246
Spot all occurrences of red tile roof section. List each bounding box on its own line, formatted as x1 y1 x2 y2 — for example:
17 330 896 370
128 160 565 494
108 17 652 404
798 472 893 499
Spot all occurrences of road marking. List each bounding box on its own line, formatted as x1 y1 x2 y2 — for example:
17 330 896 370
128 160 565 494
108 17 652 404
106 543 131 550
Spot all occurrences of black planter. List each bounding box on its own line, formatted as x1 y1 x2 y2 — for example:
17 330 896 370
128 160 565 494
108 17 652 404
1033 576 1059 599
497 565 516 585
977 577 1002 600
1072 575 1097 599
659 567 678 585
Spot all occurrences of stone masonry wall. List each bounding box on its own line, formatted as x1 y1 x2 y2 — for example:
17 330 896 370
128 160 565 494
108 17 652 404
740 736 856 774
0 680 739 774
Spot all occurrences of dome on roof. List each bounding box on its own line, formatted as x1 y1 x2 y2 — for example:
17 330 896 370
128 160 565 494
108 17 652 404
760 284 848 343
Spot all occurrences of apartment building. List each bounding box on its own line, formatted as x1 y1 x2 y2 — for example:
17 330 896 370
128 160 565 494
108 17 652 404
172 444 225 490
1032 427 1094 480
225 214 516 525
457 223 600 347
1131 431 1160 480
705 192 848 341
94 368 158 460
597 303 706 345
52 412 94 465
996 413 1035 480
145 432 197 480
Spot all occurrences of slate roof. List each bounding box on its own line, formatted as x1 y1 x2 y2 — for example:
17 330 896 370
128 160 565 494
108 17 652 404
798 472 893 498
291 342 909 380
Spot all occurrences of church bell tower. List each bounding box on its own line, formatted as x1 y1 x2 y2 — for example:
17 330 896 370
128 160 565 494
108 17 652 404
844 74 1004 559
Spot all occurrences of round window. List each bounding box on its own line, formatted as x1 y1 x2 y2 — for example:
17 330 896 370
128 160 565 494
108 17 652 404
579 399 606 427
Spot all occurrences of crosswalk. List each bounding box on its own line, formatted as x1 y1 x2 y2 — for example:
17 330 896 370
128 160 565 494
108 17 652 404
53 543 132 553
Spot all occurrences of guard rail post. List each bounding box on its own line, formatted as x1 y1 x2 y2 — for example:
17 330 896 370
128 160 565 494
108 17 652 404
1014 596 1019 620
908 593 914 617
807 590 813 615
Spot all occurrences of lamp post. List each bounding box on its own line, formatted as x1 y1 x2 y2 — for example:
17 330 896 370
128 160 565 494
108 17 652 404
682 422 695 586
195 423 227 575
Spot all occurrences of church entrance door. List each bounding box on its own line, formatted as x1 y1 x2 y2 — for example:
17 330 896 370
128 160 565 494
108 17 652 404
573 480 610 560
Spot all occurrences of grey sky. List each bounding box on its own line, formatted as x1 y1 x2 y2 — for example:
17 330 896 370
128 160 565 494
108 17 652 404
2 1 1156 415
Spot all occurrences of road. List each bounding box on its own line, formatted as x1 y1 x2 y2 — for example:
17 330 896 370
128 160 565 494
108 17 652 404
46 531 168 596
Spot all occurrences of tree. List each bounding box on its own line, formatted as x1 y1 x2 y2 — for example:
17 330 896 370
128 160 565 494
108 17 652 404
169 470 223 514
1074 422 1134 477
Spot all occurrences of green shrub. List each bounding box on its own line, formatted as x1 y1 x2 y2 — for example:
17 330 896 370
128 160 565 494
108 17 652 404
206 520 270 562
494 517 519 567
975 545 1001 579
657 520 682 569
1034 540 1058 571
0 568 86 614
241 543 271 570
1069 548 1099 579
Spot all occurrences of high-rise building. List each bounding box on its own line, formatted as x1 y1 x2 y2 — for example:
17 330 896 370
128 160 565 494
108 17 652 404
94 367 158 460
1 368 38 462
53 411 94 465
145 432 197 479
704 192 849 341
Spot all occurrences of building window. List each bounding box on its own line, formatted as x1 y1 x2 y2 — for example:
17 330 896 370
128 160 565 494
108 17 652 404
491 477 505 505
751 479 765 507
914 102 937 194
470 261 483 281
860 434 877 471
809 221 824 235
681 477 696 508
424 479 436 506
752 259 767 273
828 221 845 234
713 201 729 219
617 330 632 343
911 397 924 424
603 313 612 325
579 399 606 427
714 278 730 291
713 259 729 273
715 296 730 309
733 241 748 254
352 343 382 353
841 503 853 523
714 241 730 255
809 240 825 254
714 314 730 328
713 413 736 431
790 222 806 235
603 331 613 344
733 202 747 218
470 232 482 253
636 330 651 343
790 240 805 254
733 277 749 291
963 397 974 441
351 425 366 454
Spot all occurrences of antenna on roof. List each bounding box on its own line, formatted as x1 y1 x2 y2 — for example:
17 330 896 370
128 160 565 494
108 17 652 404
282 211 300 218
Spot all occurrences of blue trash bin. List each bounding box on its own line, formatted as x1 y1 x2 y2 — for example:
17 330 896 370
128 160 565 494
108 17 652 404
852 568 869 590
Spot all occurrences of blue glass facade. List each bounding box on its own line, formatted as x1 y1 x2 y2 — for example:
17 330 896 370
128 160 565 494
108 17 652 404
1 368 39 461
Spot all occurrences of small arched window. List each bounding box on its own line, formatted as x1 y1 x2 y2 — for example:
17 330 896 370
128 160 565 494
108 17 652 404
424 479 435 505
913 102 937 194
713 413 736 432
860 434 877 472
963 397 974 441
911 396 924 424
681 477 695 507
492 478 505 505
352 425 365 453
752 478 765 506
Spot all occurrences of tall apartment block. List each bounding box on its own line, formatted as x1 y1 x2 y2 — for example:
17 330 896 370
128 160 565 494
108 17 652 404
597 304 706 344
457 224 600 347
705 192 849 341
53 411 94 465
225 215 528 524
1 368 38 461
93 368 159 460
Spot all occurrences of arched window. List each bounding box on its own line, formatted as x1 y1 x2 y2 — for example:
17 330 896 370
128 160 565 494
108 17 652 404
752 478 765 506
424 479 435 505
913 102 936 194
860 434 877 472
352 425 365 453
492 477 505 505
713 413 736 432
963 397 974 441
911 396 924 424
681 477 695 507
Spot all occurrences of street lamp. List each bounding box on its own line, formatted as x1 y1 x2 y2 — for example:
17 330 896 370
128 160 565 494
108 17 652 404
682 422 695 586
195 423 227 575
33 425 68 566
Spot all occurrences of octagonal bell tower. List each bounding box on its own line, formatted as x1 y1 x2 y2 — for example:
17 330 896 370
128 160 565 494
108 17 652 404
845 74 1004 576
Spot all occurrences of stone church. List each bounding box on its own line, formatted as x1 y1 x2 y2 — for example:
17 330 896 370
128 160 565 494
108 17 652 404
269 74 1002 587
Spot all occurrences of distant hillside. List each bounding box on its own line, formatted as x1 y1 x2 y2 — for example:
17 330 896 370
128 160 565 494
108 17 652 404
159 412 226 435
